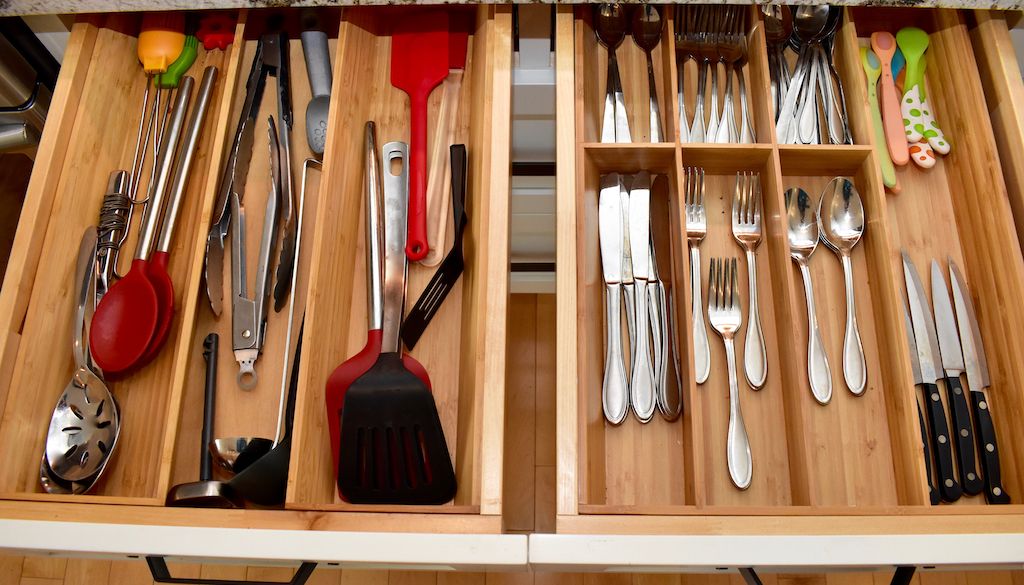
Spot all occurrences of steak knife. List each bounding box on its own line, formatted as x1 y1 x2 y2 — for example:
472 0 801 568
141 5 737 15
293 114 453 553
930 260 984 495
903 300 940 505
949 259 1011 504
902 252 961 502
599 173 628 425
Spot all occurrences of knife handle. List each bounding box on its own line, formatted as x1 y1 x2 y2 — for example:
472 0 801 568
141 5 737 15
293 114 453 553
917 402 940 505
945 376 983 495
923 382 962 502
971 390 1011 504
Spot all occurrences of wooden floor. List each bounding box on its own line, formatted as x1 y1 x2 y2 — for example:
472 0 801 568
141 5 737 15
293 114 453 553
1 295 1022 584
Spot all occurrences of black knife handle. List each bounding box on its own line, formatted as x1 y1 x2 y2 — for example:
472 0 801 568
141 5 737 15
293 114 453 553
923 382 962 502
917 402 939 505
450 144 467 234
971 390 1011 504
945 376 983 495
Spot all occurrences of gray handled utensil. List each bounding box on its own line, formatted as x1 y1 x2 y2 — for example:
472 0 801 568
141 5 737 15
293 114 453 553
301 29 331 155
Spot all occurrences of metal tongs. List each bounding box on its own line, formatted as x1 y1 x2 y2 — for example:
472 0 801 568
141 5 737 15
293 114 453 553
205 32 295 319
232 117 283 390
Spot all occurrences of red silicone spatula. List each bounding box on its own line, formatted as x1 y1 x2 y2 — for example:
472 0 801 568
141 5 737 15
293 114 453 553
91 74 193 374
391 10 448 262
325 122 429 476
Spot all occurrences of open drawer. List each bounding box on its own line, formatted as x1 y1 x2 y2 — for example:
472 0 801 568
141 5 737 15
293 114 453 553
0 3 513 553
553 3 1024 560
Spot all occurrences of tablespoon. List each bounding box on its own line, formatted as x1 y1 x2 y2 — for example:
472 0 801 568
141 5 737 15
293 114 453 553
763 5 792 119
786 188 832 405
818 178 866 396
776 6 828 143
595 4 631 143
632 6 664 142
793 6 830 144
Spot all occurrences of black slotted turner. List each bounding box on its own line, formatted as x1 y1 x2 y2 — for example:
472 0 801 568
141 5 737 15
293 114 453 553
338 141 457 505
401 145 468 350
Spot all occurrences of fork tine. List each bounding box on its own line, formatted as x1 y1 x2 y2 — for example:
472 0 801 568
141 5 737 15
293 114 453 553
729 258 739 309
698 167 705 210
753 173 761 226
745 171 753 224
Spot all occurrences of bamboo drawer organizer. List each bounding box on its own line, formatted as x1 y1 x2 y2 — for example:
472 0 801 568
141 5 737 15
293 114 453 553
555 5 1024 535
0 5 512 534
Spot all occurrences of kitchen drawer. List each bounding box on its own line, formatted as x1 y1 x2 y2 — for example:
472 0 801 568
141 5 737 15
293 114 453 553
0 4 513 543
554 3 1024 545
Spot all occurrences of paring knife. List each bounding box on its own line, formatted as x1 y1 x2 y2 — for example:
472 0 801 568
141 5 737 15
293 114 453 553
902 252 961 503
903 300 940 505
599 173 629 425
930 260 983 496
627 171 655 422
949 259 1011 504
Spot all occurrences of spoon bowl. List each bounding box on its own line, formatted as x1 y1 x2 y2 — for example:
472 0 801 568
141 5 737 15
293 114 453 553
792 4 831 45
819 177 865 254
631 5 663 53
210 436 273 475
786 187 821 262
764 5 793 46
594 4 628 50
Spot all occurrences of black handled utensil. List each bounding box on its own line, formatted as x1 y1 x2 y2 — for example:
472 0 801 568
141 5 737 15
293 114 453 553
949 259 1011 504
401 144 468 351
902 252 961 503
916 402 940 505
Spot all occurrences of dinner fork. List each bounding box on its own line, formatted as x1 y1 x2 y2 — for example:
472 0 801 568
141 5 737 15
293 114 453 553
685 167 710 384
674 6 694 142
708 257 753 490
732 172 766 389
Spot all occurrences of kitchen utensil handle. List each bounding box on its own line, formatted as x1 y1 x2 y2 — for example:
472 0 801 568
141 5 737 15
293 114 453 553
158 67 218 253
677 55 689 143
724 337 752 490
796 48 820 145
300 31 332 98
690 246 710 383
201 333 218 481
603 282 629 425
601 57 616 143
406 91 430 261
664 286 684 420
880 67 909 165
971 390 1010 504
737 64 755 144
157 35 198 89
775 45 808 144
744 249 767 389
421 75 464 267
382 141 410 352
450 145 467 230
820 49 845 145
648 280 668 414
622 282 637 366
917 401 940 505
867 84 898 190
800 262 832 404
645 51 662 142
944 376 982 495
631 281 656 422
690 61 706 143
136 75 194 261
73 228 98 371
365 122 384 331
840 254 866 394
707 63 719 143
610 50 631 143
922 381 962 502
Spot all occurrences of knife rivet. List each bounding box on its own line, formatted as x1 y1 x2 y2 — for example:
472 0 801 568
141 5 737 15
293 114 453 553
939 435 947 444
243 329 251 339
954 387 962 395
968 473 976 480
931 393 940 402
945 479 954 487
980 401 988 410
961 429 969 437
994 487 1002 496
987 443 995 452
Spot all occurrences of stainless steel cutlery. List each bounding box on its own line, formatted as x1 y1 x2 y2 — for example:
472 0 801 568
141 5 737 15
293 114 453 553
732 171 766 389
707 257 752 490
628 171 656 421
596 5 631 144
684 167 711 384
599 173 629 424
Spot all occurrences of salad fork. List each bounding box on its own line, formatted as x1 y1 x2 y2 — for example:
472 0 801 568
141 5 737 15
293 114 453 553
708 257 752 490
732 172 767 389
685 167 710 384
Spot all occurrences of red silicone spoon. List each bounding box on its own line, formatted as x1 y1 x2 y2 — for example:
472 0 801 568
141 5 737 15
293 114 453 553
91 75 193 373
141 67 218 365
325 122 429 477
391 10 448 261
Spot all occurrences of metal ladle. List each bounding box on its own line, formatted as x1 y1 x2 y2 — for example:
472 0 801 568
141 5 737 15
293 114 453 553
631 5 664 142
41 228 121 492
818 177 866 395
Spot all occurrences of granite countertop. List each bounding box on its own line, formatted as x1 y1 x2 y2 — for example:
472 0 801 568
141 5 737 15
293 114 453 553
1 0 1020 17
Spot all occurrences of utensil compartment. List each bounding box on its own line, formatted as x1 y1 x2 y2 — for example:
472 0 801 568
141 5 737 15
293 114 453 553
0 12 244 503
283 6 510 522
558 5 1024 529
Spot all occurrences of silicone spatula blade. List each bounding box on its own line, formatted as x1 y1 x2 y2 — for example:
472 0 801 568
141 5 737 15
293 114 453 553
390 11 449 262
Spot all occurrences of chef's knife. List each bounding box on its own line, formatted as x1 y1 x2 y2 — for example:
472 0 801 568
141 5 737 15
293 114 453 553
949 259 1011 504
902 251 961 502
930 260 983 496
627 171 655 422
599 173 628 425
903 300 940 505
